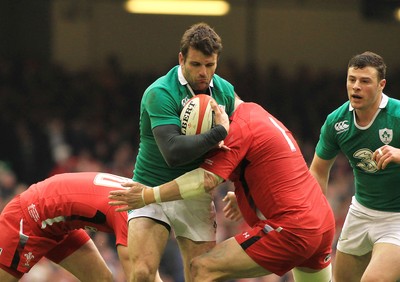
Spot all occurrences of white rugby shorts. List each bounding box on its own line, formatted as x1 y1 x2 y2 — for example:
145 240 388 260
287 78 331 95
128 193 216 242
337 196 400 256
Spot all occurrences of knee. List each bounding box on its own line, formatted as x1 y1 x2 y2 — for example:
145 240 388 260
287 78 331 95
130 265 157 282
190 256 203 279
190 256 213 281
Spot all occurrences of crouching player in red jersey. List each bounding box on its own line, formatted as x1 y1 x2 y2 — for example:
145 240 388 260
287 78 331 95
109 97 335 281
0 172 162 282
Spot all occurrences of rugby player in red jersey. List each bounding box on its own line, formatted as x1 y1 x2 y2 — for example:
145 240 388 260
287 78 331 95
110 97 335 281
0 172 162 282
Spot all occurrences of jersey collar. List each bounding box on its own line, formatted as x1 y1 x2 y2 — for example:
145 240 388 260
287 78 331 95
348 93 389 111
178 66 214 87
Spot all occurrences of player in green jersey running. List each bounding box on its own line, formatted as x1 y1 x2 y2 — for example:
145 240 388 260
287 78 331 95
126 22 236 282
310 51 400 282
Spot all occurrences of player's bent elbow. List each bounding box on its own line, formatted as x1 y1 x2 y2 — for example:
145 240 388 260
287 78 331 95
203 170 223 193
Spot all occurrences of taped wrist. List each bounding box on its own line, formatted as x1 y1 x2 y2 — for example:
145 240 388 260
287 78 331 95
153 186 162 203
175 168 206 199
141 188 147 205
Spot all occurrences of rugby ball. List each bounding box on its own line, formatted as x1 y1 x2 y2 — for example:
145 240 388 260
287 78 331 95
180 94 214 135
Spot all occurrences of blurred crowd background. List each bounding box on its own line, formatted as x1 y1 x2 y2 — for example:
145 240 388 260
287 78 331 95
0 55 399 281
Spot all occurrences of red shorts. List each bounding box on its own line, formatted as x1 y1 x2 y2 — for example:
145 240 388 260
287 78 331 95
235 221 334 276
0 196 90 278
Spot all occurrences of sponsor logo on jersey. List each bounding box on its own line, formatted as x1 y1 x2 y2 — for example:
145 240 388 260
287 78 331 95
334 120 349 134
379 128 393 144
353 148 378 173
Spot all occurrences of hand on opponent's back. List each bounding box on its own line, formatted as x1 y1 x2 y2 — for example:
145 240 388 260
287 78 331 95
109 181 148 211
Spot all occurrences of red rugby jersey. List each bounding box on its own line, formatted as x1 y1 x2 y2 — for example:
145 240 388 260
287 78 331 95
20 172 128 246
202 102 334 233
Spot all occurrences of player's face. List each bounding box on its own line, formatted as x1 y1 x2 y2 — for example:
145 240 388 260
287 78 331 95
179 47 218 92
346 66 386 111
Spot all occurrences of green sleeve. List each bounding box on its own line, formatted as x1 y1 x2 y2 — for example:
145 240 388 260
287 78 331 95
315 119 340 160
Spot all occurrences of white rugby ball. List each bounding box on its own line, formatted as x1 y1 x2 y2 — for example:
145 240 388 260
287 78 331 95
180 94 214 135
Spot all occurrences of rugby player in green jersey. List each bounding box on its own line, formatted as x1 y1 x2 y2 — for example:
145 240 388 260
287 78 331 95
126 22 236 282
310 51 400 282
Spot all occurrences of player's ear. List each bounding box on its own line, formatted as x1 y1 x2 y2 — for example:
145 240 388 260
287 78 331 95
178 52 184 66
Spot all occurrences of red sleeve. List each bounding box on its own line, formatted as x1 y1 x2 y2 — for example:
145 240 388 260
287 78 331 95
201 115 251 180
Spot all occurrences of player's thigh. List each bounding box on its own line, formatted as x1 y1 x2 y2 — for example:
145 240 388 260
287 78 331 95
46 229 90 263
58 239 112 282
128 217 170 265
191 237 271 281
0 265 20 282
166 196 217 243
362 242 400 282
334 249 370 282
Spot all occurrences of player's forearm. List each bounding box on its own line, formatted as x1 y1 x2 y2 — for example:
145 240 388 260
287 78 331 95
313 174 329 195
165 125 228 167
309 154 335 196
142 168 223 204
154 124 227 167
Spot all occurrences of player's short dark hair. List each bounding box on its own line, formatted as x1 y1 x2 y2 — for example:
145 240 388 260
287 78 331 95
348 51 386 81
180 22 223 60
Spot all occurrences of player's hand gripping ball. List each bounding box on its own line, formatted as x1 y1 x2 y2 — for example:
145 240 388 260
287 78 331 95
180 94 214 135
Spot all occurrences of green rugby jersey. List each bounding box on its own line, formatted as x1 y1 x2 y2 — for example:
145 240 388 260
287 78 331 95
316 94 400 212
133 65 235 186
